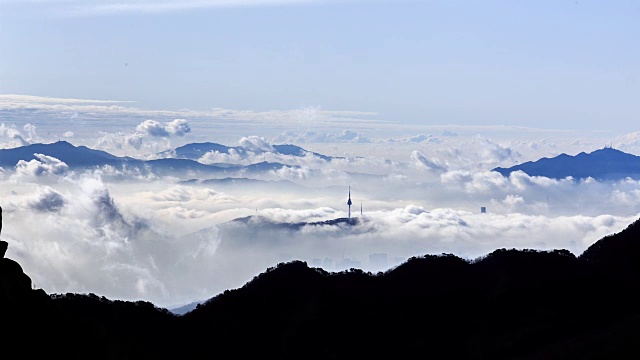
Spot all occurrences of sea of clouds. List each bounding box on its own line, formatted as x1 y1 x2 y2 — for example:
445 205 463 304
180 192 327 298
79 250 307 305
1 95 640 308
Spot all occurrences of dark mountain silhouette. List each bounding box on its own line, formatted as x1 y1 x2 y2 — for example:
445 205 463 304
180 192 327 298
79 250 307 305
272 144 333 161
0 140 133 168
0 141 299 177
244 160 297 172
580 218 640 266
3 205 640 358
166 142 244 159
493 147 640 180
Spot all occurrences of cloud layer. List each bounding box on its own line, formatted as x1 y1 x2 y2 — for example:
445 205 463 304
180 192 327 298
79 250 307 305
3 163 640 308
2 95 640 309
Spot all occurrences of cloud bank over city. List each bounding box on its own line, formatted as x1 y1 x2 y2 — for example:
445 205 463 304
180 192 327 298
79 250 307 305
1 95 640 307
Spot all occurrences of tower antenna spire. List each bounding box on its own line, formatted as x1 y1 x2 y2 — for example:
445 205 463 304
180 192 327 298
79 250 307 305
347 186 352 219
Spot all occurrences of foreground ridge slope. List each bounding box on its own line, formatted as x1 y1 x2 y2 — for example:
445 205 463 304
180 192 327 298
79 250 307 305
2 210 640 359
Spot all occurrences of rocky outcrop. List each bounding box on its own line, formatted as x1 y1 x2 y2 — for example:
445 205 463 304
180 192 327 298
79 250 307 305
0 256 34 301
0 206 178 359
1 204 38 310
0 240 6 259
0 205 4 258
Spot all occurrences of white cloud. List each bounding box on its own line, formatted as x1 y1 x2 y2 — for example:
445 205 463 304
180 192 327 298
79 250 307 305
411 150 447 172
165 119 191 136
272 130 372 144
615 131 640 155
136 120 171 137
23 123 40 143
93 130 172 157
22 186 68 213
268 165 311 180
611 188 640 206
1 175 225 306
238 136 274 152
198 148 246 165
468 135 520 166
501 194 526 209
136 119 191 138
0 123 29 148
14 154 70 180
441 170 509 194
193 135 334 169
387 134 441 144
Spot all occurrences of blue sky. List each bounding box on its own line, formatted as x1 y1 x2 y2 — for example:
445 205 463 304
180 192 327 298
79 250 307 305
1 0 639 132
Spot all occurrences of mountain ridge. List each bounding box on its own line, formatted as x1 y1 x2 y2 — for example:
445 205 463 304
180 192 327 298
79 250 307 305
3 211 640 358
0 141 312 178
159 141 334 161
493 147 640 180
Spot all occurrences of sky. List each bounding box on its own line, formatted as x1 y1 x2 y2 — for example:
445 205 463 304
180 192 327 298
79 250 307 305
1 0 639 132
1 1 640 309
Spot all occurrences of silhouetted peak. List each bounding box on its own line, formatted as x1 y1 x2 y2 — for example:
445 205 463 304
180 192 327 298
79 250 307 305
242 260 328 292
0 258 33 296
493 147 640 180
389 254 468 276
272 144 306 155
0 205 4 258
28 140 76 150
579 217 640 265
474 248 577 274
51 140 74 147
580 146 630 159
1 206 35 301
383 254 471 290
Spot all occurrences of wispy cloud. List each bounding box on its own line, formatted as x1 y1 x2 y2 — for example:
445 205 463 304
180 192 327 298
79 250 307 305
0 94 134 105
0 94 386 155
1 94 598 157
2 0 347 16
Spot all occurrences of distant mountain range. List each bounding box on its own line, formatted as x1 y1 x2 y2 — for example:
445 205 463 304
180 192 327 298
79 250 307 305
15 142 640 183
493 147 640 180
159 142 334 161
4 214 640 358
0 141 333 177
